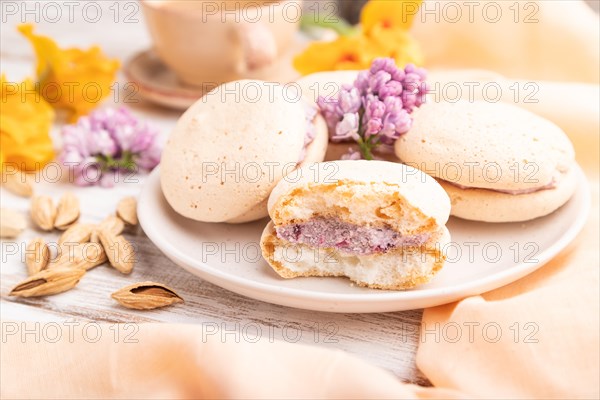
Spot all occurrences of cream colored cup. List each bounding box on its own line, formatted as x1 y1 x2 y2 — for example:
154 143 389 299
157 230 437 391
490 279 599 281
140 0 303 87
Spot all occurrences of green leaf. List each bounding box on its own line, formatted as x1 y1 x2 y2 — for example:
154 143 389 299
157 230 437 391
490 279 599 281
300 13 359 37
95 151 138 171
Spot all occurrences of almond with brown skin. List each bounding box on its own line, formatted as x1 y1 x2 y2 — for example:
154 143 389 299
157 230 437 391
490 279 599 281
31 196 56 231
54 192 80 230
25 237 50 275
9 267 85 297
111 282 183 310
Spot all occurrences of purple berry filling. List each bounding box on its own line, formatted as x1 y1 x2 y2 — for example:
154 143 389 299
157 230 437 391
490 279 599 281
275 217 429 255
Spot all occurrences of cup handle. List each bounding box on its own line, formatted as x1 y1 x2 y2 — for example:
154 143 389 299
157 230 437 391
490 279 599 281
235 22 278 73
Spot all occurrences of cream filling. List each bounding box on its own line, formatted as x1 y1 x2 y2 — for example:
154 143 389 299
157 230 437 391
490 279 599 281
444 177 557 195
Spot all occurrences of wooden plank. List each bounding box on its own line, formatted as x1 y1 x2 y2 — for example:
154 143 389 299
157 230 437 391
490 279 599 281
2 204 428 384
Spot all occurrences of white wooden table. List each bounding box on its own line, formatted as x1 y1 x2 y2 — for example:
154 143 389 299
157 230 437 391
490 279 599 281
0 1 428 385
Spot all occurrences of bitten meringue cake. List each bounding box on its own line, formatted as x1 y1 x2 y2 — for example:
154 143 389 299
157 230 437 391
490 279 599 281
260 160 451 290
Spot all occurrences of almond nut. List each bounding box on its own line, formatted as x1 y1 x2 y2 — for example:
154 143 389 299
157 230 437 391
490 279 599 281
0 208 27 238
58 223 94 245
111 282 183 310
48 242 107 271
91 215 125 243
25 237 50 275
9 267 85 297
54 192 80 230
30 196 56 231
116 197 138 226
97 230 135 274
2 171 34 197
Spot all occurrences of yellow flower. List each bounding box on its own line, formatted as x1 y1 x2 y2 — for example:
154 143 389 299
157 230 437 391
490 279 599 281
18 24 120 121
293 0 425 75
0 75 55 172
367 25 424 67
293 35 377 75
360 0 423 34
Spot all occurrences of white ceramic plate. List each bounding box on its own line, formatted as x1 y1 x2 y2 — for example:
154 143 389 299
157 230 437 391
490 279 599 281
138 166 589 313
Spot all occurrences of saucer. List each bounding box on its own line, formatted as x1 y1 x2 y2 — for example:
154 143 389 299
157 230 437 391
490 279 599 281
124 40 305 110
124 51 206 110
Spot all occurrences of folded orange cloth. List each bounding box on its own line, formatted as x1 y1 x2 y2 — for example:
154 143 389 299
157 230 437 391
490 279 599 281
412 0 600 83
414 2 600 396
1 1 598 399
1 322 464 399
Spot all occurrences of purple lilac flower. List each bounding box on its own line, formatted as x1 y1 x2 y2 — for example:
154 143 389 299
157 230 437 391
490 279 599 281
317 58 428 160
317 84 362 143
303 102 317 146
340 148 362 160
60 107 162 187
338 85 361 113
299 102 318 163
